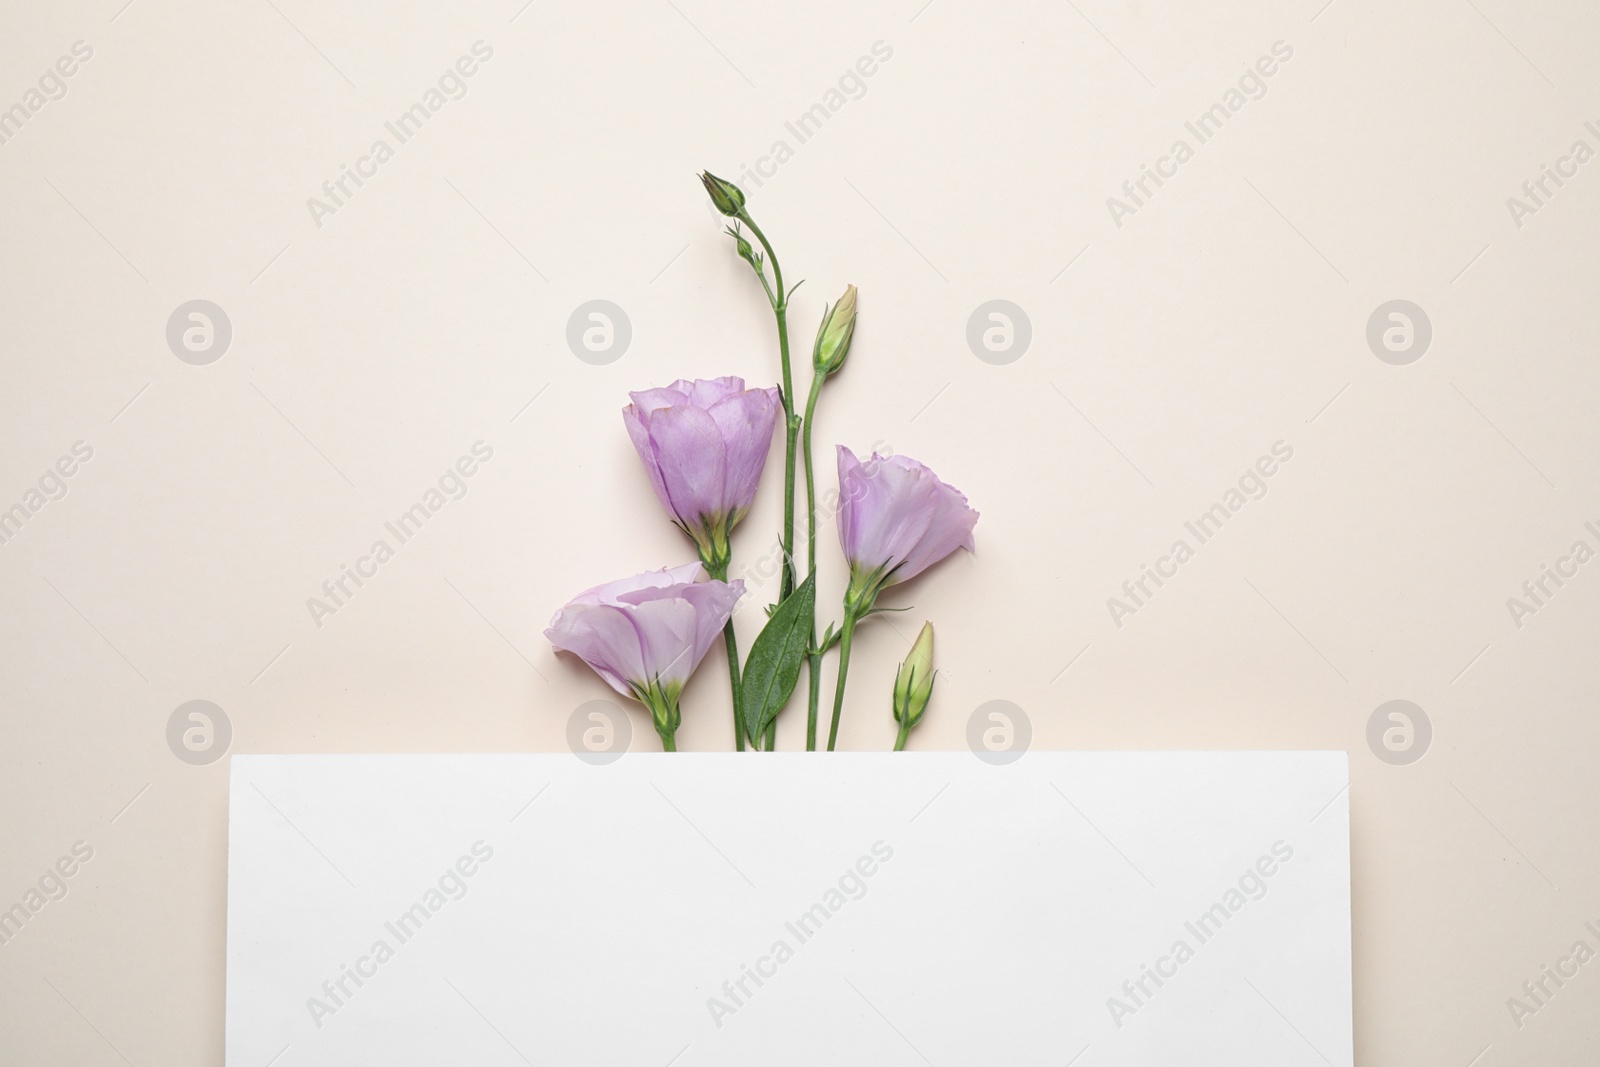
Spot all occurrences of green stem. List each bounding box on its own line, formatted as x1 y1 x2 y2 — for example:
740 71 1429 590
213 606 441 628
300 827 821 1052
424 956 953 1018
805 639 823 752
776 307 798 603
660 731 677 752
826 611 859 751
802 372 825 750
738 211 799 604
706 558 746 752
724 621 745 751
894 716 911 752
738 209 798 754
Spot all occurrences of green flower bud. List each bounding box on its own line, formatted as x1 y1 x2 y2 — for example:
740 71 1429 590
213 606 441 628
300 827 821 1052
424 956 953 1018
813 284 858 375
725 224 760 272
700 171 745 217
893 622 936 737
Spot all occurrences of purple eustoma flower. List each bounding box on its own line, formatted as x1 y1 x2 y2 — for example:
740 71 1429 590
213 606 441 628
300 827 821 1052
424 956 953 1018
823 448 977 751
545 563 744 750
836 446 978 610
623 377 781 571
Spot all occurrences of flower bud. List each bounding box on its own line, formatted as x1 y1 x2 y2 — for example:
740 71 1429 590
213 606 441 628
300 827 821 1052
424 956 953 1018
813 284 857 375
893 622 936 732
700 171 745 217
726 224 760 272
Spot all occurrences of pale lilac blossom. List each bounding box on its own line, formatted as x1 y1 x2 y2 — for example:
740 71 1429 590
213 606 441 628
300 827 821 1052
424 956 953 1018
546 563 744 749
835 446 978 608
623 377 781 568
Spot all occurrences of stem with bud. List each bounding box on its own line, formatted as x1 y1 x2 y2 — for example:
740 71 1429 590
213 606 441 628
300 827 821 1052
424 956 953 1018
894 713 912 752
702 173 856 753
735 211 800 612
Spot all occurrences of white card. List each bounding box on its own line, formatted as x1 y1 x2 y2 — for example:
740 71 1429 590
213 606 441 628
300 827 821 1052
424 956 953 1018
225 752 1351 1065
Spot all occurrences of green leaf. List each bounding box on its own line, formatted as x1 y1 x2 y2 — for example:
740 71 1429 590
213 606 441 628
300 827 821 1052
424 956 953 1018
741 572 816 742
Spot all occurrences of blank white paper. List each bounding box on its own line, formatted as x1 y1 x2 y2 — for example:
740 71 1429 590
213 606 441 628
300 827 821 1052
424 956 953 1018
225 751 1351 1066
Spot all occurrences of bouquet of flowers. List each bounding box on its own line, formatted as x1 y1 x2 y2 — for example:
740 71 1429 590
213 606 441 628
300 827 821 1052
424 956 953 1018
546 174 978 752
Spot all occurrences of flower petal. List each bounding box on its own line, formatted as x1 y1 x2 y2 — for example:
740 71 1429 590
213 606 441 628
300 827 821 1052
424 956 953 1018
622 596 701 689
648 405 731 527
546 565 741 699
681 376 747 407
544 603 647 696
681 577 745 668
706 388 780 516
835 448 978 584
622 402 674 517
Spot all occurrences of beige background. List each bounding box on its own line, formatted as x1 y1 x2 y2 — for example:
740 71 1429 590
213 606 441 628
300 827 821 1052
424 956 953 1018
1 0 1596 1063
